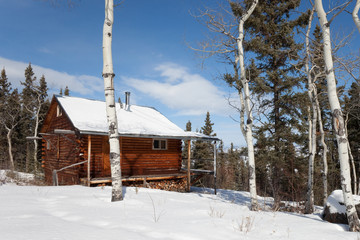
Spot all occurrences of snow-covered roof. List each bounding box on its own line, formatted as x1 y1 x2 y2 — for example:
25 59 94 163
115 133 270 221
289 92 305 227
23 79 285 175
55 95 218 141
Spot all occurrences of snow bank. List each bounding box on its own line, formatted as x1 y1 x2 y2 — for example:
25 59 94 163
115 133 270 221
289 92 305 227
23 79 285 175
325 190 360 214
0 170 35 185
0 184 357 240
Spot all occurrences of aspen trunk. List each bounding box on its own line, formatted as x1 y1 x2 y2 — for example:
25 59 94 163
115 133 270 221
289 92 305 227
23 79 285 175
103 0 123 202
32 99 41 173
354 0 360 33
345 114 358 195
314 87 328 205
305 9 316 214
236 0 258 211
315 0 360 231
6 127 15 171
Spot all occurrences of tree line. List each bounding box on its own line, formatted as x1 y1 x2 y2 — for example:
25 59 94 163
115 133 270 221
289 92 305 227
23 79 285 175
191 0 360 230
0 64 70 175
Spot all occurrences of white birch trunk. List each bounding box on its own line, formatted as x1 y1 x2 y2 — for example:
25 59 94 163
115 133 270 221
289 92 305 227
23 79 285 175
348 142 358 195
314 87 329 205
6 127 15 171
305 9 316 214
345 114 358 195
103 0 123 202
315 0 360 231
353 0 360 33
236 0 258 211
32 95 42 173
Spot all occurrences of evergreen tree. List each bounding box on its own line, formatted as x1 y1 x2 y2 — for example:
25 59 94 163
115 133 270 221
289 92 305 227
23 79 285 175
20 63 37 171
59 88 63 95
0 68 11 168
201 112 216 137
182 121 192 160
1 88 22 171
244 0 309 203
192 112 216 187
20 66 50 173
216 140 227 189
193 112 216 168
346 82 360 191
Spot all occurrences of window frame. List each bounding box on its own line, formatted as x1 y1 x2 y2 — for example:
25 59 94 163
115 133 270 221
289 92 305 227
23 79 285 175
152 139 167 150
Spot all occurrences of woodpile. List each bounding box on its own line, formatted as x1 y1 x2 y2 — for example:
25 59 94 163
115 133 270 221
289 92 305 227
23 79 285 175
123 178 187 192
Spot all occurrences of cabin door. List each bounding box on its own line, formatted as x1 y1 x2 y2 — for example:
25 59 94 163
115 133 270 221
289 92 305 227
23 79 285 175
102 136 111 177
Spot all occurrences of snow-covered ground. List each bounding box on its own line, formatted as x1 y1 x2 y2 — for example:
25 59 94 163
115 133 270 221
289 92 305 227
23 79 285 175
0 174 358 240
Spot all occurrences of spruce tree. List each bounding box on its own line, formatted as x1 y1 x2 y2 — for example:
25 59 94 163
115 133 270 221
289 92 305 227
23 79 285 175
192 112 216 187
0 68 11 168
346 82 360 186
193 112 216 168
182 121 192 160
20 64 37 171
1 88 22 171
20 66 50 173
244 0 309 203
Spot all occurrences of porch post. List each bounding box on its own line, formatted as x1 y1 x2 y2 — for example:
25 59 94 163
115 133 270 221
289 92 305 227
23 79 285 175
213 141 217 195
187 139 191 192
87 135 91 187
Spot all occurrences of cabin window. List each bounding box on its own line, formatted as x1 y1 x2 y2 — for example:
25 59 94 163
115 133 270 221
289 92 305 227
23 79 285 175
47 141 51 150
153 139 167 150
56 105 62 117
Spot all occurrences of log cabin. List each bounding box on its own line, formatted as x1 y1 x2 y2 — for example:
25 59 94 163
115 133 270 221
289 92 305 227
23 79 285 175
40 94 219 189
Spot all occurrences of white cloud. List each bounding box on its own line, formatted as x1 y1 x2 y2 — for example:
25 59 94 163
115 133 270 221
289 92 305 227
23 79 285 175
0 56 103 95
123 63 230 116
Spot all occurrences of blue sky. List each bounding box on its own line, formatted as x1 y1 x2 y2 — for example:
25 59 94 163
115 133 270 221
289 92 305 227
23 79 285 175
0 0 359 148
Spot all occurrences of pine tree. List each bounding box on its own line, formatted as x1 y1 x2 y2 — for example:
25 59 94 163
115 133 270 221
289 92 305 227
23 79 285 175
20 66 50 173
182 121 192 160
1 87 22 171
0 68 11 168
20 64 37 172
193 112 216 168
245 0 309 203
192 112 216 187
346 82 360 192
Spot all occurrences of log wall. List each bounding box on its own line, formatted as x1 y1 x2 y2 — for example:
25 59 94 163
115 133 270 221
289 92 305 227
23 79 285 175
120 137 182 176
81 136 183 178
42 100 81 185
42 97 183 185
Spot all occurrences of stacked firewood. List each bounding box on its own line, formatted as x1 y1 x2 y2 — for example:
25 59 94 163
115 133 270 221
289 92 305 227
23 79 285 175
148 178 187 192
123 178 187 192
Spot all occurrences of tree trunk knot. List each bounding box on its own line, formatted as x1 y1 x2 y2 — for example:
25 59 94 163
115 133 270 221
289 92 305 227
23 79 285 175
110 152 120 160
333 109 345 136
109 122 116 134
102 72 115 78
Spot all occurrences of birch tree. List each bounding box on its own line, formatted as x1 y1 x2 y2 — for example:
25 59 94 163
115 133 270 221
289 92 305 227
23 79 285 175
191 0 258 210
232 0 259 211
354 0 360 33
103 0 123 202
305 8 316 214
314 0 360 231
0 71 22 172
22 68 49 173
